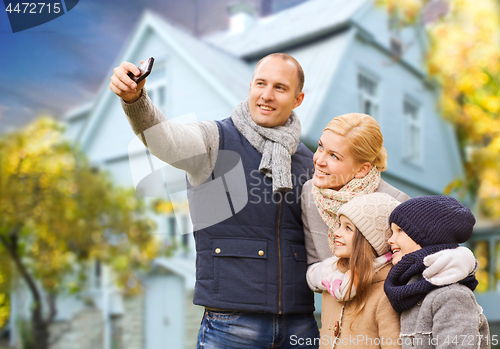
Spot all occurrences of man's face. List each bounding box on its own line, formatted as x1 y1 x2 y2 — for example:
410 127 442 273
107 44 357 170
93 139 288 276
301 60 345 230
248 57 304 128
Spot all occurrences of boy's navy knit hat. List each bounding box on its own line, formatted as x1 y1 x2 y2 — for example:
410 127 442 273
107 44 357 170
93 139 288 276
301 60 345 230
389 195 476 247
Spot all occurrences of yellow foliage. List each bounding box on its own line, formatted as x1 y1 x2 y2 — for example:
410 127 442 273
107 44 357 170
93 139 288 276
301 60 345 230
381 0 500 218
0 117 170 307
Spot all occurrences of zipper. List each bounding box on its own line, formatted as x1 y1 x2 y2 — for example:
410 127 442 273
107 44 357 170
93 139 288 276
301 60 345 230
277 193 283 314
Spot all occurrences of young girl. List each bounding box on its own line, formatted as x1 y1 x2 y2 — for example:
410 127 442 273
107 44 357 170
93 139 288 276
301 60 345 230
318 192 402 349
385 196 490 349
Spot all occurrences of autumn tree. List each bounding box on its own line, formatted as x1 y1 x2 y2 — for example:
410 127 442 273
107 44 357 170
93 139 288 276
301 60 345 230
0 117 166 349
379 0 500 218
377 0 500 298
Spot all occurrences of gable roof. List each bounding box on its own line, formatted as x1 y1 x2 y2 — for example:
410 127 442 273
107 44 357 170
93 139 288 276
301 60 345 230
290 28 354 136
146 12 252 101
76 11 253 150
204 0 368 58
151 257 196 291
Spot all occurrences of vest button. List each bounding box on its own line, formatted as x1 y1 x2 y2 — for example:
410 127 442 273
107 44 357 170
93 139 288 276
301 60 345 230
215 248 221 254
258 250 264 256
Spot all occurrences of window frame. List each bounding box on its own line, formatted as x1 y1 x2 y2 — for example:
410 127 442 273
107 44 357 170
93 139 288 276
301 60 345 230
357 70 379 120
403 97 423 166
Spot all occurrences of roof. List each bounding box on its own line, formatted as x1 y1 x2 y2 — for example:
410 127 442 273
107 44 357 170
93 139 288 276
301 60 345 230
291 28 354 136
152 256 196 291
204 0 368 58
148 12 252 101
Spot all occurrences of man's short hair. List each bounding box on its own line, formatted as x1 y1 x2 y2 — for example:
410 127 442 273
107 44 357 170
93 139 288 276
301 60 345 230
253 53 305 96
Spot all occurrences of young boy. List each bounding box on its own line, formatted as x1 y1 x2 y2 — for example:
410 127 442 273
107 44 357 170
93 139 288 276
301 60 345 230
384 195 490 349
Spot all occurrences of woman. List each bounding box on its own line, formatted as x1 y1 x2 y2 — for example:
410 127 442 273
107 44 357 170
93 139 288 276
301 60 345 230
302 113 409 284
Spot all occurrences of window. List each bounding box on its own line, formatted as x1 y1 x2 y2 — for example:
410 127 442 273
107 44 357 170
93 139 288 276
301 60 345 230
167 215 179 238
166 213 192 252
88 258 102 290
388 12 403 58
390 37 403 58
145 60 167 109
403 99 422 164
181 215 190 247
358 72 379 119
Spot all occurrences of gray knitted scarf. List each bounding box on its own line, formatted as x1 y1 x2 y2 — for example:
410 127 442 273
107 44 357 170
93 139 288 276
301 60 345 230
231 98 302 192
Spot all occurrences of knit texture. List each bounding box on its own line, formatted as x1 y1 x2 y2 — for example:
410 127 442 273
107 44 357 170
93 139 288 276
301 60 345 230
231 98 301 192
389 195 476 247
337 192 401 256
312 167 381 254
384 245 479 313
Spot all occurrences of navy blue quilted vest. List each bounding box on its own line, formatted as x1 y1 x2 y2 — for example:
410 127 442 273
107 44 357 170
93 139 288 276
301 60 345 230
188 117 315 314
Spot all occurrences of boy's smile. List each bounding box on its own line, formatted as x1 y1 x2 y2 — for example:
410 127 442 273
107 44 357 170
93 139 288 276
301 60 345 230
388 223 422 265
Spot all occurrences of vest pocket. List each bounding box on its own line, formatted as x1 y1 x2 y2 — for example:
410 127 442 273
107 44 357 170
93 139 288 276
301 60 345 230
212 238 268 305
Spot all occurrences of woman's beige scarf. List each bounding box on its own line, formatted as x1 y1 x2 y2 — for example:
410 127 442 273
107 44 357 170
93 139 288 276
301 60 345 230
312 166 381 253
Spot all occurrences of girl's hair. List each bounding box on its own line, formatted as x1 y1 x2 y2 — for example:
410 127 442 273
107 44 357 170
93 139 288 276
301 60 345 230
338 226 377 323
323 113 387 171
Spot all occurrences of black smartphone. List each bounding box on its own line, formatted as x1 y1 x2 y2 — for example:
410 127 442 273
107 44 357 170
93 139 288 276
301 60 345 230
128 57 154 84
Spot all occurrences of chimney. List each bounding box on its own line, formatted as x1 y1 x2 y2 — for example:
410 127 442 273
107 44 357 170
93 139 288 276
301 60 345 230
227 1 257 34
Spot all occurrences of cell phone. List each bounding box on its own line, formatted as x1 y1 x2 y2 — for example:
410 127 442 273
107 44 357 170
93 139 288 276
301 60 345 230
128 57 154 84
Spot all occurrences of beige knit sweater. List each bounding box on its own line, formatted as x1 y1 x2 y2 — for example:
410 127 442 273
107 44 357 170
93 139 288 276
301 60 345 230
319 264 401 349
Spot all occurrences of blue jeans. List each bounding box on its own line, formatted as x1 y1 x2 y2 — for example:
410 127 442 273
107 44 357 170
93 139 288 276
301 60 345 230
196 309 319 349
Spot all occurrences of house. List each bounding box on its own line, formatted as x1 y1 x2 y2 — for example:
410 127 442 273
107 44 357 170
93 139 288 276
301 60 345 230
12 0 486 348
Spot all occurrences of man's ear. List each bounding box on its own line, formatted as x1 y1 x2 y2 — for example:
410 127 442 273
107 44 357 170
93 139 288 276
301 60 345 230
354 162 372 178
293 91 305 109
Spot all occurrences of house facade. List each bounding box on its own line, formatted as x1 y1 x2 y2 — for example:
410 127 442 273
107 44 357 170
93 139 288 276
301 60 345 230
11 0 495 348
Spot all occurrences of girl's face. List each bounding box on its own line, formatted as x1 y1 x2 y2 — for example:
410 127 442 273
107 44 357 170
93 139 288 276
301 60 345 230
388 223 422 265
312 130 370 190
333 215 356 258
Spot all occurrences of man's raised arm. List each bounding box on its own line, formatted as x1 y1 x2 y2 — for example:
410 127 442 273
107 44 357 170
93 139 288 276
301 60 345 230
110 61 219 186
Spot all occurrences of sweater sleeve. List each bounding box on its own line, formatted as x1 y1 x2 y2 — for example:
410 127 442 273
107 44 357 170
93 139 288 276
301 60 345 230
431 288 482 349
121 89 219 186
302 181 321 266
376 294 402 349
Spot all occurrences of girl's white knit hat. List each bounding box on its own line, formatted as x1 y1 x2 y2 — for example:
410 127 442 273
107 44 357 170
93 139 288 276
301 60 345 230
337 193 401 256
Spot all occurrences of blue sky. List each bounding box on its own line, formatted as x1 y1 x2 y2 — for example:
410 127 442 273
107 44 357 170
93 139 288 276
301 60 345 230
0 0 198 130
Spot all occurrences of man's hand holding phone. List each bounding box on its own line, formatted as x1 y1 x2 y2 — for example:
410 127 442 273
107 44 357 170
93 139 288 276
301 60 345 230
109 58 154 104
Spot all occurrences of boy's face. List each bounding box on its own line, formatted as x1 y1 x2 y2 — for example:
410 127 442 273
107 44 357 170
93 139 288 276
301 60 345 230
388 223 422 265
333 215 356 258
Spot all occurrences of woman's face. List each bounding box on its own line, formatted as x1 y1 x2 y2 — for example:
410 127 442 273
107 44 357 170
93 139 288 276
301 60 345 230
313 130 367 190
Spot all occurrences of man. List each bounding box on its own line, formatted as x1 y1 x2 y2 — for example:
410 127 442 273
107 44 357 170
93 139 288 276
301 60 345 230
110 53 319 348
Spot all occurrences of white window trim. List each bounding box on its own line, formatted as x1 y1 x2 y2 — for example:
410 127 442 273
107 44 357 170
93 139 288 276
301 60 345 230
403 98 423 166
145 60 167 109
358 71 379 120
166 212 194 256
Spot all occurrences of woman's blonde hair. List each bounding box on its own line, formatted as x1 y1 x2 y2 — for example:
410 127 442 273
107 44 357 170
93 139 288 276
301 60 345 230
324 113 387 171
